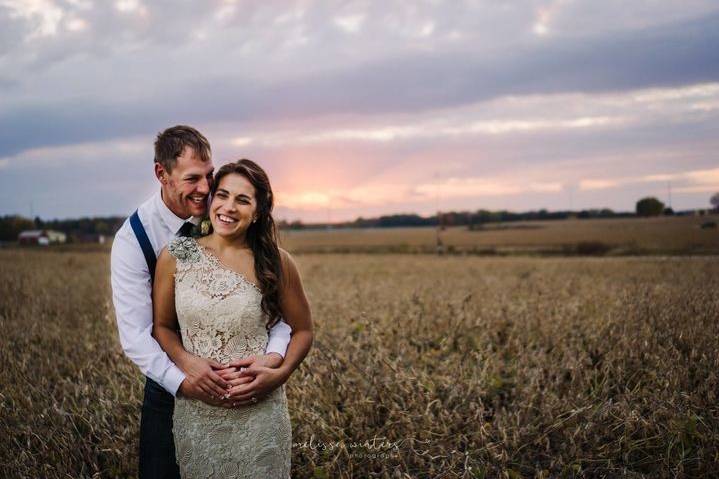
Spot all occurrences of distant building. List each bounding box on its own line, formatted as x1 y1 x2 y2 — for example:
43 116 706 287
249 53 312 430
18 230 67 246
75 233 106 244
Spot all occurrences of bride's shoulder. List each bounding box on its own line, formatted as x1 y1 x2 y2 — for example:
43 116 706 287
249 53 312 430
278 247 300 279
167 236 201 263
278 247 293 265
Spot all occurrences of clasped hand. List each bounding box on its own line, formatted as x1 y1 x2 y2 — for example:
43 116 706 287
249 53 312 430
178 353 286 408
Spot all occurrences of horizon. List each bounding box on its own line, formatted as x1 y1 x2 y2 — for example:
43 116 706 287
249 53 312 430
1 2 719 222
8 202 711 226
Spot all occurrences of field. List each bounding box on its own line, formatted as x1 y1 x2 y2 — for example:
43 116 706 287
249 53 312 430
1 217 718 478
280 215 719 255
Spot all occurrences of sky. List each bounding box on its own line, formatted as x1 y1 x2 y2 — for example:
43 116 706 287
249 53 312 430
1 0 718 223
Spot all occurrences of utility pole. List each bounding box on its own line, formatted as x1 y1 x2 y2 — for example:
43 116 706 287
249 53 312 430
435 171 444 254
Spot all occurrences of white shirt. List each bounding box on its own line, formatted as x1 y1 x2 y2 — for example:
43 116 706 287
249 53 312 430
111 191 292 396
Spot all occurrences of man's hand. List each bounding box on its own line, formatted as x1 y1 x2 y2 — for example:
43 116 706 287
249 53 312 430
178 379 231 408
224 364 289 406
176 353 231 403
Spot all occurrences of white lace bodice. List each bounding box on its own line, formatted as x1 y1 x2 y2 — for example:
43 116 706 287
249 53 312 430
170 237 269 364
168 237 292 479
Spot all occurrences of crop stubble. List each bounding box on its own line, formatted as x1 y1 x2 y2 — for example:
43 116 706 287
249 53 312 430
0 250 717 478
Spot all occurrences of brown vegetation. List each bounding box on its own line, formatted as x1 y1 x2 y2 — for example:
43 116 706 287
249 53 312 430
280 215 719 256
0 249 717 477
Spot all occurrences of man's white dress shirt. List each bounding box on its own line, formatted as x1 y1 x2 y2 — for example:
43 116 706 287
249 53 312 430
111 191 292 396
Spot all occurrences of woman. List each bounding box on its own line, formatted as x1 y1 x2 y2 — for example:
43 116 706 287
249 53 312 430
152 159 313 478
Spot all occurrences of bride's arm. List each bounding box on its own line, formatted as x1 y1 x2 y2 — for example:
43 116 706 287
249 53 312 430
273 248 314 378
152 247 231 401
226 248 313 404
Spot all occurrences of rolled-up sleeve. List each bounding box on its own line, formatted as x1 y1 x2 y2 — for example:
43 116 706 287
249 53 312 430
110 226 186 396
266 319 292 357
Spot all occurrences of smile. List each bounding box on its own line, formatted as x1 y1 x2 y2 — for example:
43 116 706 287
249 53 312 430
189 196 205 205
217 214 238 224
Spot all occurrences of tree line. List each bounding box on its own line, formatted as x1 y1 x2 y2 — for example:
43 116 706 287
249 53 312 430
1 195 715 241
0 215 126 242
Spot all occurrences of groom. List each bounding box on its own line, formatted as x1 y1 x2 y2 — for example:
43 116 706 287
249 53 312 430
110 125 292 478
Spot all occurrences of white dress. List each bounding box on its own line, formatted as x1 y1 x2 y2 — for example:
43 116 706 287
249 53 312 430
168 237 292 479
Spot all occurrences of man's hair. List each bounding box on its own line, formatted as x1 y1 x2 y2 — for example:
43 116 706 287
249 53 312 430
154 125 211 172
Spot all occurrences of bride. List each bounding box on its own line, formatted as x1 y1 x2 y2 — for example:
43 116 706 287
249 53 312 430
152 159 313 478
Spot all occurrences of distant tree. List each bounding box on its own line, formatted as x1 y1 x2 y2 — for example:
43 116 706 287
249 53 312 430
95 220 110 235
711 192 719 212
0 215 35 241
636 197 665 217
663 207 674 216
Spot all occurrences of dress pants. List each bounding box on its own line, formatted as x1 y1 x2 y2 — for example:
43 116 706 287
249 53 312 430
139 377 180 479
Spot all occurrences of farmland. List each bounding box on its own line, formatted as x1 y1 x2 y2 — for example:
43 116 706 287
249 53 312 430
1 217 718 477
280 214 719 255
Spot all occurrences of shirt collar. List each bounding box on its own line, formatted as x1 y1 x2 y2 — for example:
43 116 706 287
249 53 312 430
153 190 201 235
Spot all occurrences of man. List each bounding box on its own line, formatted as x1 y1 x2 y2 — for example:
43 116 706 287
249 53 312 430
111 125 292 478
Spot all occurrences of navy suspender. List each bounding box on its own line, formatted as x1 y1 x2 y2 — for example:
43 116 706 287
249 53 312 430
129 210 157 282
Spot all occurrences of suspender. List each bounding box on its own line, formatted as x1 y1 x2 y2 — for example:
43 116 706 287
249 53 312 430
129 210 157 282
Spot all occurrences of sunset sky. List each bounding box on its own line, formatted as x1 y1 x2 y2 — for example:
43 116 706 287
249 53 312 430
1 1 718 222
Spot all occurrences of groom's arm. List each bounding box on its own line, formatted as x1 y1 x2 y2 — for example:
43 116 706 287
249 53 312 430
110 224 186 396
152 247 231 401
263 319 292 367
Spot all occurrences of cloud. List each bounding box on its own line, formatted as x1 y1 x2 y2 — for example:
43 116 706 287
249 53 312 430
533 0 571 36
2 2 719 219
1 7 719 157
0 136 148 169
174 82 719 152
414 177 564 199
4 0 65 38
333 14 364 34
276 182 413 210
578 167 719 193
579 179 622 191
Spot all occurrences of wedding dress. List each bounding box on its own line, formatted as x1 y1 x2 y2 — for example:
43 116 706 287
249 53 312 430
168 237 291 478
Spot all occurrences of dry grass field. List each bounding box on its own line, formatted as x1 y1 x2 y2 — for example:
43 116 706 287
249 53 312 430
1 245 717 478
280 215 719 255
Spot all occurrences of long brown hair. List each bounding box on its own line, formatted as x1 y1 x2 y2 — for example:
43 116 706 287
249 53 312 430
211 159 283 329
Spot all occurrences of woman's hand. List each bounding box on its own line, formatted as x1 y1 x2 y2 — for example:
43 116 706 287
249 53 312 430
224 364 289 406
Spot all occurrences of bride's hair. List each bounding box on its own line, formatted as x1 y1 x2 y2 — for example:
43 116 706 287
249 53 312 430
210 159 283 329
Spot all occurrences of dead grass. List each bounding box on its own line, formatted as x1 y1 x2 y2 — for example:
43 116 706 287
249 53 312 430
0 250 717 478
280 215 719 256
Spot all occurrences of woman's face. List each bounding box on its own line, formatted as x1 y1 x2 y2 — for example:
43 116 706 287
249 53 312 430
209 173 258 240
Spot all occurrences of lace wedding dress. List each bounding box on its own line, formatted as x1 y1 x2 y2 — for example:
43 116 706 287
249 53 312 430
168 237 291 479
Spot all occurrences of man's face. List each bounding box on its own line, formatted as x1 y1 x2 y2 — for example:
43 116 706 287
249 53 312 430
157 146 214 219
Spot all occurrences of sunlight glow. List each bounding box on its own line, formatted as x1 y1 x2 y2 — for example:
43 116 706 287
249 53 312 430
334 14 365 34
